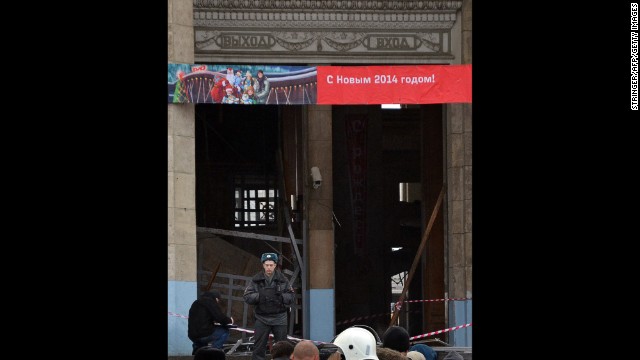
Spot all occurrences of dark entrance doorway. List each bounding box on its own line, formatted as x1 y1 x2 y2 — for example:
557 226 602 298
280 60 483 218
332 104 446 341
194 104 305 338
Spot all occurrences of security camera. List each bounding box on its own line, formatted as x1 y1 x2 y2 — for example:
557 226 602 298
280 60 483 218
310 166 322 189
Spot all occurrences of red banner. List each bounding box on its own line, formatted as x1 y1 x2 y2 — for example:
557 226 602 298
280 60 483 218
316 65 471 105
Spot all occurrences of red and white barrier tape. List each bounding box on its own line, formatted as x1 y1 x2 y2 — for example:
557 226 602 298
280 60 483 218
168 311 189 319
227 326 306 342
169 312 470 343
336 310 421 326
336 312 388 325
409 323 472 341
395 297 471 310
338 297 470 325
168 312 312 342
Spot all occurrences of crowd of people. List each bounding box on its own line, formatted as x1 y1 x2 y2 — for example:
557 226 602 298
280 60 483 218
209 68 271 104
188 252 438 360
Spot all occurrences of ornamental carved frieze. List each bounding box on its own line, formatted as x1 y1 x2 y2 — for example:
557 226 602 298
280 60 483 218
272 32 317 51
194 0 462 11
193 0 462 62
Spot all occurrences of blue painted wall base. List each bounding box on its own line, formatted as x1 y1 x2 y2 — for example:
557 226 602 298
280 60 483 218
309 289 334 342
168 281 197 356
449 299 472 347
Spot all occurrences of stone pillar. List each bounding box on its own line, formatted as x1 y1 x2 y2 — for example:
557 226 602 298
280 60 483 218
168 0 195 355
306 105 335 342
446 0 472 347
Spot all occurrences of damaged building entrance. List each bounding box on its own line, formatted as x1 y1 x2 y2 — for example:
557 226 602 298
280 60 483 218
194 104 306 343
193 102 446 344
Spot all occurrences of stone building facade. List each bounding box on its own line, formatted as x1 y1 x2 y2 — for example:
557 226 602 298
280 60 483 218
168 0 471 355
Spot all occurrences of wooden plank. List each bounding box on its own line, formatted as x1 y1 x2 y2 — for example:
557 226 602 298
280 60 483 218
204 262 222 291
389 186 445 326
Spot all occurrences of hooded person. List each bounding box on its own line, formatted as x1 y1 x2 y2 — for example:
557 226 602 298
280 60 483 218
243 253 295 360
381 326 410 354
376 347 406 360
405 351 425 360
408 344 437 360
188 290 234 355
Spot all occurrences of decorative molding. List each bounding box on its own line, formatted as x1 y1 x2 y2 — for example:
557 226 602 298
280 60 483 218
194 0 463 11
417 32 441 52
273 32 317 51
192 0 462 62
193 11 457 29
196 30 447 53
322 32 366 52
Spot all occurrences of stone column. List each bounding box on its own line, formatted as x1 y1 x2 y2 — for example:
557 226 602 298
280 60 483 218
306 105 335 342
446 0 472 347
168 0 195 355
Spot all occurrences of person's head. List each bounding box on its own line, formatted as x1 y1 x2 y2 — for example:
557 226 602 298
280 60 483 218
245 71 253 79
382 326 410 354
325 350 345 360
261 252 279 276
236 70 242 77
333 326 379 360
318 344 345 360
258 70 265 78
408 345 436 360
245 86 254 95
202 290 221 303
271 340 295 359
194 346 226 360
292 340 320 360
405 351 425 360
375 347 405 360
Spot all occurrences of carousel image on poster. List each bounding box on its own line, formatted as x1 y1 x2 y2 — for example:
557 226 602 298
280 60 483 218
168 64 318 105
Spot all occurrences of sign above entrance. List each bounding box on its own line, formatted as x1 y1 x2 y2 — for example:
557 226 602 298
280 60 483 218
168 63 471 105
316 65 471 105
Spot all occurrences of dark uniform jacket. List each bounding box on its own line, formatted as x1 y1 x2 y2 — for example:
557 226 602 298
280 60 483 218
243 270 295 315
187 296 233 340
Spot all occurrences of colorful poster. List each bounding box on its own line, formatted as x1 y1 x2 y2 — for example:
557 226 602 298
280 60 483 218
168 64 318 105
316 65 471 105
168 64 471 105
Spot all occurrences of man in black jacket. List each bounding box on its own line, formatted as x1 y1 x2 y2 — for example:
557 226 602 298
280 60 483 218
243 253 295 360
188 290 234 355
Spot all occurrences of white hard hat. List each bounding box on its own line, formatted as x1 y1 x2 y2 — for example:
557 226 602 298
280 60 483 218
332 327 379 360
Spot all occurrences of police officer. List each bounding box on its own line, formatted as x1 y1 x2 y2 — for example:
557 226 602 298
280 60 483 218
243 253 295 360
